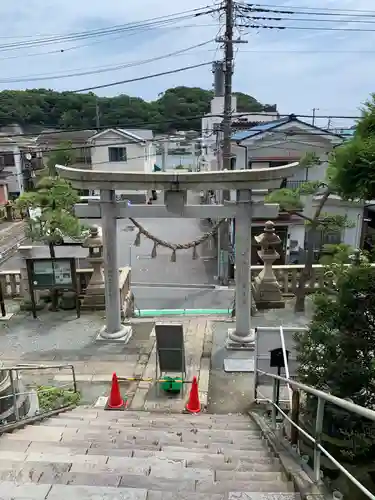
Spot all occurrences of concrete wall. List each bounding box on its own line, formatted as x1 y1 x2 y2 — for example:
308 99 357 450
1 145 23 195
91 131 146 173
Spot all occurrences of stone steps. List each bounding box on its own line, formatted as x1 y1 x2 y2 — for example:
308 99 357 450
0 407 302 499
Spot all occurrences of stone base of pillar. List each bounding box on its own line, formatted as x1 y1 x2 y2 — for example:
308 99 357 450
0 313 14 321
96 323 133 343
255 299 285 310
225 327 256 351
19 298 45 312
81 287 106 311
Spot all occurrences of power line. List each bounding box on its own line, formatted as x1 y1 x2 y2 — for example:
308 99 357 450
71 61 214 93
0 40 214 84
248 15 375 24
0 112 360 141
0 24 216 63
237 4 375 19
241 22 375 32
242 3 375 15
0 9 214 52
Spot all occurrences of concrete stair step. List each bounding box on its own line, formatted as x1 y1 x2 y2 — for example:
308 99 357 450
195 480 292 493
149 493 301 500
0 482 302 500
0 485 302 500
6 427 265 447
46 416 258 431
64 410 254 424
0 406 300 499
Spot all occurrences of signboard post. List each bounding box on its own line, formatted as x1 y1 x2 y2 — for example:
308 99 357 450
26 257 79 319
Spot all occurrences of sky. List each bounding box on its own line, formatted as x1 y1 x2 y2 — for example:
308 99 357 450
0 0 374 129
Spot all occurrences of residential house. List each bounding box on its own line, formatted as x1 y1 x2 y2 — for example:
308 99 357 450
199 94 279 172
36 129 96 170
0 133 42 199
88 128 156 202
230 115 364 269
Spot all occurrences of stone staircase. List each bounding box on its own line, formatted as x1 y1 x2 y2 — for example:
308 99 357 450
0 406 301 499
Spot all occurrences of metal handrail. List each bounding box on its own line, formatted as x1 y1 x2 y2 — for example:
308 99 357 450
0 364 78 426
279 326 293 408
257 369 375 499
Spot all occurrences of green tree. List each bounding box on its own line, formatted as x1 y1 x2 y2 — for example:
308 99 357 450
16 176 85 309
16 176 84 257
45 141 76 177
319 243 354 266
328 94 375 201
0 87 270 132
266 153 353 312
294 262 375 463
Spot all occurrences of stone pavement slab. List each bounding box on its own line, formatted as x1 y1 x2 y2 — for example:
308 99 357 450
130 318 210 412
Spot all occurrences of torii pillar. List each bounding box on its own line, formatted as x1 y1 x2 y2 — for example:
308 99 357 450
56 163 301 347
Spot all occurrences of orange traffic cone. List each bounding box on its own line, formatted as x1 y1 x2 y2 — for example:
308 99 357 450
185 376 201 414
105 373 127 410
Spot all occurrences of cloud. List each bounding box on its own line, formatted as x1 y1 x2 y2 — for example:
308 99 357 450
0 0 374 126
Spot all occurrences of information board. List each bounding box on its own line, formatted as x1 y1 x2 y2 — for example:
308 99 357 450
31 258 73 289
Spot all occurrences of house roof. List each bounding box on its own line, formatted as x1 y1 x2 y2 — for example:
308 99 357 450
36 129 97 144
122 129 153 140
90 128 146 143
231 115 343 142
231 117 290 141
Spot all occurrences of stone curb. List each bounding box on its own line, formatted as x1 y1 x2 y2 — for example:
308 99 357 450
249 410 328 500
198 321 213 409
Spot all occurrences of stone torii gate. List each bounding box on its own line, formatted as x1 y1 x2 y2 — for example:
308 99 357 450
56 163 299 349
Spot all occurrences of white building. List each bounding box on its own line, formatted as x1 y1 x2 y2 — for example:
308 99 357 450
199 95 279 172
230 115 364 265
88 128 156 202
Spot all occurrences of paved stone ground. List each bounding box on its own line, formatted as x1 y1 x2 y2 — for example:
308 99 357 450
208 298 313 414
129 318 212 413
0 297 313 413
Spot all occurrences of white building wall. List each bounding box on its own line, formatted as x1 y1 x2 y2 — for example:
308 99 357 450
91 131 146 173
90 131 150 199
2 145 23 195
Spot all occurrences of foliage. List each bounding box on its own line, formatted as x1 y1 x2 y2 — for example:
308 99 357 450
328 94 375 201
328 136 375 201
0 87 271 133
319 244 370 266
45 141 76 176
294 263 375 462
266 152 354 311
37 386 80 411
16 176 86 247
354 93 375 140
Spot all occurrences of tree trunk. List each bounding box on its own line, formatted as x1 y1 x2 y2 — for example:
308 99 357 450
48 242 58 311
294 188 332 313
294 227 315 312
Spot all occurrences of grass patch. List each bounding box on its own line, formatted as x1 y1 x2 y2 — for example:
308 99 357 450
37 386 81 412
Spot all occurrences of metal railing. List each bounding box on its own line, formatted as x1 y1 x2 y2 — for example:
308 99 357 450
0 364 77 427
257 369 375 499
279 326 293 408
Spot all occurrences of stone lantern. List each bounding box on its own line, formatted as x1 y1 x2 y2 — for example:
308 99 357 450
253 221 285 310
81 226 106 310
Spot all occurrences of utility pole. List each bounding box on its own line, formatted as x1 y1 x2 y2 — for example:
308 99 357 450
161 136 169 172
312 107 319 126
95 100 100 129
216 0 246 285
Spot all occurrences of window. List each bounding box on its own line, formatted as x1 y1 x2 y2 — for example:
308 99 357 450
0 152 15 167
108 147 127 162
308 229 342 260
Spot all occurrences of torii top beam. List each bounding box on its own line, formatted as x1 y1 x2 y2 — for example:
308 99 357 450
55 162 300 191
